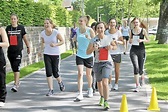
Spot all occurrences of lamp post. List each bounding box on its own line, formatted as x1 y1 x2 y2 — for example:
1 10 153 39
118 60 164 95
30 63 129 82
81 0 85 16
100 14 104 21
97 6 103 22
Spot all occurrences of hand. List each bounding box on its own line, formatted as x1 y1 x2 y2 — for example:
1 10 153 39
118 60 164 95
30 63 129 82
93 43 99 50
27 47 30 54
129 39 133 44
50 43 56 47
85 34 91 39
138 39 143 43
105 45 111 50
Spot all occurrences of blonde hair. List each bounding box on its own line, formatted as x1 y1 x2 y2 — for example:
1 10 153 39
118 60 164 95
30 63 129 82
45 18 56 28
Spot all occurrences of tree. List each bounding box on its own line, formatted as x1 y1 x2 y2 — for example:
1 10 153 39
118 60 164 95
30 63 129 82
156 0 168 44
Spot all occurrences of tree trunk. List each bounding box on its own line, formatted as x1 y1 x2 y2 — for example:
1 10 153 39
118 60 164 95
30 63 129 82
127 0 133 26
157 0 168 44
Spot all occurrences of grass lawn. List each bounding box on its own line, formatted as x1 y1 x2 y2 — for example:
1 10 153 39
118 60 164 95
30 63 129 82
145 36 168 100
6 50 73 84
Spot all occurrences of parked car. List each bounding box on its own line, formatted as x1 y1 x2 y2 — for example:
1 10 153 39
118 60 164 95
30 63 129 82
148 27 157 35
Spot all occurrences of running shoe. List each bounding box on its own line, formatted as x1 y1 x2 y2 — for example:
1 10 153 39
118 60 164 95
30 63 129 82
58 82 65 91
104 101 110 110
46 90 54 96
133 86 140 92
75 94 83 101
87 88 93 97
99 97 104 106
113 84 118 90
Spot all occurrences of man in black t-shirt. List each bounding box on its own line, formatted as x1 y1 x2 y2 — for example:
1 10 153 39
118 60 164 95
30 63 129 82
6 13 30 92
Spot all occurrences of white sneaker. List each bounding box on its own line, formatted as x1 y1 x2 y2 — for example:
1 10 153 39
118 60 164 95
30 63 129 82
87 88 93 97
76 94 83 101
11 84 18 92
0 102 5 107
109 84 112 91
133 86 140 92
11 82 20 92
113 84 118 90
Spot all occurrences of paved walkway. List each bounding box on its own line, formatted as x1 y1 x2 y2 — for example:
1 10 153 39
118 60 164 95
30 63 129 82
1 54 168 112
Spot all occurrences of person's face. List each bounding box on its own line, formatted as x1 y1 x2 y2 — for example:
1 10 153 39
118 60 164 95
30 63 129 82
109 19 116 28
44 20 52 29
133 19 140 27
96 23 105 34
10 15 18 26
78 18 86 27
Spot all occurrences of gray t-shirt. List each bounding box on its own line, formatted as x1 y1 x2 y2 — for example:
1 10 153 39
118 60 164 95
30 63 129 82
90 35 113 63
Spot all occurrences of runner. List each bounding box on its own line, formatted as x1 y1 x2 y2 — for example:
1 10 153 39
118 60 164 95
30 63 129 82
39 18 65 96
0 27 9 107
6 13 30 92
87 21 116 110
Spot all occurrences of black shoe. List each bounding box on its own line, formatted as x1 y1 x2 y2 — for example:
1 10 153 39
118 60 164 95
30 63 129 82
58 82 65 91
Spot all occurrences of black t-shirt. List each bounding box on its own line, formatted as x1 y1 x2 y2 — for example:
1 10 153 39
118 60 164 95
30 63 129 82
6 25 26 52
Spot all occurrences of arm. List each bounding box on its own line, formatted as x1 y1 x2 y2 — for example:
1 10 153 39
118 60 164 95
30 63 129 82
105 40 117 50
117 36 125 45
138 29 150 43
23 34 30 54
50 33 64 47
86 43 95 55
129 30 133 44
38 37 44 56
0 27 9 47
85 28 95 40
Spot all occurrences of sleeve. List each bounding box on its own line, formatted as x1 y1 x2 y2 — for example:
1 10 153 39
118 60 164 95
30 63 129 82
90 38 95 44
40 31 44 39
118 30 123 37
21 26 27 37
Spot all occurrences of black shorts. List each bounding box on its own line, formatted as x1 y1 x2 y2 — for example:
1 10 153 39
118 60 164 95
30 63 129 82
7 50 22 72
111 54 121 63
123 36 129 41
44 54 60 78
76 56 93 68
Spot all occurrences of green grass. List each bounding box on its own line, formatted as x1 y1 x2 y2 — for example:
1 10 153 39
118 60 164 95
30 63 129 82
6 50 73 84
145 35 168 100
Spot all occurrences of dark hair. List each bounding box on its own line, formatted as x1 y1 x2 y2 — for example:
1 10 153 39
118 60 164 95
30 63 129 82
10 13 19 19
45 18 56 28
91 22 97 29
108 18 117 28
131 17 147 29
95 21 106 31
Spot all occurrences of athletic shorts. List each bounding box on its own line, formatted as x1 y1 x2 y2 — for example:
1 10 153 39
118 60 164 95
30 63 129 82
7 50 22 72
93 61 112 82
123 36 129 41
111 54 121 63
76 56 93 68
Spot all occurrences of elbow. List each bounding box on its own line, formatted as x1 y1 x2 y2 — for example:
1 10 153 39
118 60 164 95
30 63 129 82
6 42 9 47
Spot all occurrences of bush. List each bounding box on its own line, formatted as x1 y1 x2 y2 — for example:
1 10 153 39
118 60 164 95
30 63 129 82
0 0 78 27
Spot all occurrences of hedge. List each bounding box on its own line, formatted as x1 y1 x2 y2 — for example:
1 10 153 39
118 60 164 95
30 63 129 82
0 0 80 27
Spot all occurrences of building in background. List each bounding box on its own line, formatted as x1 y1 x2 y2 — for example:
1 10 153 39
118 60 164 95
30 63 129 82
62 0 73 11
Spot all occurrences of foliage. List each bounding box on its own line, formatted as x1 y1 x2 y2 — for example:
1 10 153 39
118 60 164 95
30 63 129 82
0 0 73 26
145 35 168 100
84 0 160 23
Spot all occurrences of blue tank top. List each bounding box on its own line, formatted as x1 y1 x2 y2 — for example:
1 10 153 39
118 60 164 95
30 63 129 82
76 27 93 58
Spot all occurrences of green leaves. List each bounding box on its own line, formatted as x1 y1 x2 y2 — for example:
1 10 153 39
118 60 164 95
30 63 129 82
0 0 76 27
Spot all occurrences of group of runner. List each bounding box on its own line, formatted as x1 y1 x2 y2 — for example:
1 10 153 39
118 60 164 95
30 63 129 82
0 13 149 110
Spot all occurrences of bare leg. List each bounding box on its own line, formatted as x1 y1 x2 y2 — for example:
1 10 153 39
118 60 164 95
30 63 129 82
14 72 20 85
86 67 93 88
102 78 109 100
47 76 53 90
77 65 84 94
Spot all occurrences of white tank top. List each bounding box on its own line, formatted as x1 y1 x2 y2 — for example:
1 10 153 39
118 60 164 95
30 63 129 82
41 29 60 55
